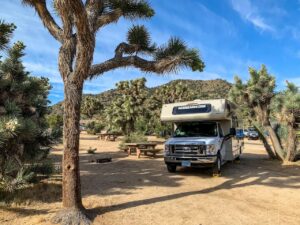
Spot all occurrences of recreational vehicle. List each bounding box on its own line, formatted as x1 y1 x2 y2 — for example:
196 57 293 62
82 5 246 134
160 99 243 176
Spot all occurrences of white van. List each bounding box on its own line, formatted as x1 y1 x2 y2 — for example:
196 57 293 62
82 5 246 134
160 99 243 176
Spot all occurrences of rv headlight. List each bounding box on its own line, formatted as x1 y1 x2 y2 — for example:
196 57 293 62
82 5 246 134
164 145 170 154
206 144 216 155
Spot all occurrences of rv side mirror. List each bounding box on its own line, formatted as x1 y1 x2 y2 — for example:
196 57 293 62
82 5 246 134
230 128 236 136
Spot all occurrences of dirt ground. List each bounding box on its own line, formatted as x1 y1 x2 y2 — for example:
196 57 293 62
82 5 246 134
1 132 300 225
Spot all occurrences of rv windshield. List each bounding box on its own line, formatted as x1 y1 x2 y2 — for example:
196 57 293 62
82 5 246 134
173 122 218 137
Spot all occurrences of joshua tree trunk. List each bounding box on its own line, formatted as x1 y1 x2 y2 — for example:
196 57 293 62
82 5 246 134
128 118 135 135
285 123 298 162
62 83 83 209
254 106 285 161
265 124 285 161
253 125 277 159
52 82 91 224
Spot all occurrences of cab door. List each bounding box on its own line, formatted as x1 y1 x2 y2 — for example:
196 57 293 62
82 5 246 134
217 123 227 161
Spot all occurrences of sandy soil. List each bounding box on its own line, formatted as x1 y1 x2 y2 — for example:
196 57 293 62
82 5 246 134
1 133 300 225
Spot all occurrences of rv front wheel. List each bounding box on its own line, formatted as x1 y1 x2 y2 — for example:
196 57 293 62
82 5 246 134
167 164 177 173
212 154 221 177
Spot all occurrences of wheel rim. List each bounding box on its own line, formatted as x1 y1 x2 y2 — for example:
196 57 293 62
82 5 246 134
218 158 221 170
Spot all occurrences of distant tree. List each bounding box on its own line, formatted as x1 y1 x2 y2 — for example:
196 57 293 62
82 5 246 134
273 82 300 161
148 81 192 135
22 1 204 223
229 65 284 160
81 96 103 119
46 113 63 139
0 25 51 192
157 81 190 104
106 78 147 134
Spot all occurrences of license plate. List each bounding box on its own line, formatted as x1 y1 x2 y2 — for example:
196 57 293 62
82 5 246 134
181 161 191 167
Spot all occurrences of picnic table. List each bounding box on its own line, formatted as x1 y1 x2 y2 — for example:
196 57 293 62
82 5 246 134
124 142 162 158
97 133 118 141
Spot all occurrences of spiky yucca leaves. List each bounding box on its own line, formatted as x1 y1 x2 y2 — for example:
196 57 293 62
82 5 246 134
0 20 16 51
127 25 156 54
273 82 300 124
106 0 155 19
155 37 204 73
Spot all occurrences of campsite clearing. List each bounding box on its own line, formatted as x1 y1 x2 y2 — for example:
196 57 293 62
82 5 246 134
0 132 299 225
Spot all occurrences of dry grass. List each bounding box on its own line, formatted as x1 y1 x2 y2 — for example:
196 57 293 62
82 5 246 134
0 180 61 206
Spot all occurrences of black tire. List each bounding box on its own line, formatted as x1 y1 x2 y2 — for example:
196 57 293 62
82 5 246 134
167 164 177 173
235 147 242 161
212 154 221 176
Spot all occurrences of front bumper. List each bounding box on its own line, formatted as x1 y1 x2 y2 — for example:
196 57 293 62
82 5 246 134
164 155 217 167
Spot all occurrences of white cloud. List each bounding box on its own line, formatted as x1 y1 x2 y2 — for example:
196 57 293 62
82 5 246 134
23 62 62 83
230 0 274 32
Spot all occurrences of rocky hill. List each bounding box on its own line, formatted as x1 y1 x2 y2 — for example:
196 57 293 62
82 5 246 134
50 79 232 114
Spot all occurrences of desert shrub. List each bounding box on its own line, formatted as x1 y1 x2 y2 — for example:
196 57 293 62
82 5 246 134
119 132 147 150
0 167 35 193
87 147 97 154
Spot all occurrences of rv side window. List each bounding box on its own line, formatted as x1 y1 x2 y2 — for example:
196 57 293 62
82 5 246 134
218 124 224 137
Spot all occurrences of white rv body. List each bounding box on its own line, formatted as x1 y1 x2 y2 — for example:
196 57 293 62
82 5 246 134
161 99 243 175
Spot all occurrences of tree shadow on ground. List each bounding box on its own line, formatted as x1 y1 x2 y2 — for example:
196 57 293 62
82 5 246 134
79 152 189 196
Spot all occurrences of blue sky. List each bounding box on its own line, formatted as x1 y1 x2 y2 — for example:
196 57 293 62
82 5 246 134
1 0 300 104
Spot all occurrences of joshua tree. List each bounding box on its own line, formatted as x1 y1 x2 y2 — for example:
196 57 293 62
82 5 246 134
147 81 192 135
81 95 103 119
273 82 300 161
229 65 284 160
22 1 205 223
106 78 147 134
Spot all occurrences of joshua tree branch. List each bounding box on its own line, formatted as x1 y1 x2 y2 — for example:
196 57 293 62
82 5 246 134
88 55 182 79
66 0 91 41
23 0 63 42
115 42 139 57
85 0 103 31
65 0 94 82
96 9 123 29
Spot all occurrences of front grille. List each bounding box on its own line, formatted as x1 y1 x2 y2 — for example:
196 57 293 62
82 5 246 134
170 145 206 155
